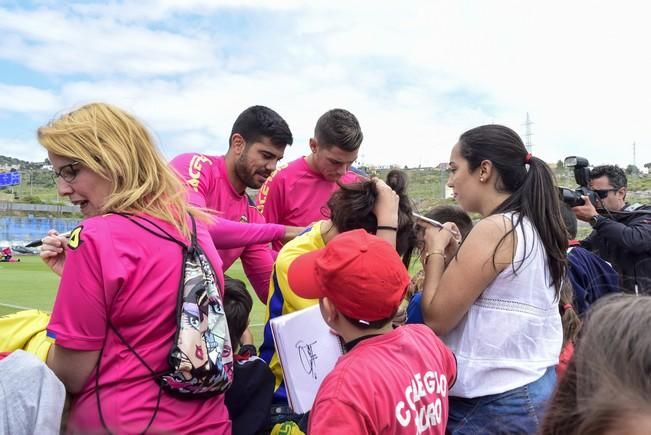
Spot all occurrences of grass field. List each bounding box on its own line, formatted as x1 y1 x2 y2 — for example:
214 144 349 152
0 256 269 345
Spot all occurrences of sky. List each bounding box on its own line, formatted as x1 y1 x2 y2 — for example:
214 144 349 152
1 0 650 169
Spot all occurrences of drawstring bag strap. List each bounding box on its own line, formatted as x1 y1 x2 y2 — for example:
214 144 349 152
95 212 198 434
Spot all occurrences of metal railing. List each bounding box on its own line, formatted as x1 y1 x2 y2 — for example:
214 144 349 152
0 201 79 214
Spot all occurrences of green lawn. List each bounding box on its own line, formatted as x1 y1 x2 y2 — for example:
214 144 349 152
0 256 268 345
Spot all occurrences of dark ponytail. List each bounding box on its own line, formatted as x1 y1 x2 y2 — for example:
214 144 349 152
559 279 581 346
458 124 567 293
327 169 418 267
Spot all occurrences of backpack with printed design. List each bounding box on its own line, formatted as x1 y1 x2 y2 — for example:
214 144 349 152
163 218 234 396
97 213 233 432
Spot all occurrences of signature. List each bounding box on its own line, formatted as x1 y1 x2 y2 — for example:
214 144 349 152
296 340 318 380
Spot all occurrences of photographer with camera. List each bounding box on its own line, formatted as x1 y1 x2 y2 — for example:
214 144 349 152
571 164 651 295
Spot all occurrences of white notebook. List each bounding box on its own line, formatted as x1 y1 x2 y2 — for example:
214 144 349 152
270 304 345 413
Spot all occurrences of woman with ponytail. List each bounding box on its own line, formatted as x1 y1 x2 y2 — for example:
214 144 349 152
419 125 567 434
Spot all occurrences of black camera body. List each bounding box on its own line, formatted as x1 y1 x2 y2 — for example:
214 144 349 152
559 156 598 207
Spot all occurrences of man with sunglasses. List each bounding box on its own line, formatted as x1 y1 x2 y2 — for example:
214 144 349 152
572 165 651 294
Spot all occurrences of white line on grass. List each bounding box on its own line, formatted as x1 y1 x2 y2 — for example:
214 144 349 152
0 302 34 310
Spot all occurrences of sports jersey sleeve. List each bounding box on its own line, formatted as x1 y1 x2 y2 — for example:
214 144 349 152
259 224 325 402
309 397 374 434
208 216 285 249
256 170 285 225
47 220 125 351
170 153 216 208
405 293 424 324
239 243 274 303
236 206 277 302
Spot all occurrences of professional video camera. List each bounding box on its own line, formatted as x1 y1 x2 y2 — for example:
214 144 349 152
558 156 598 207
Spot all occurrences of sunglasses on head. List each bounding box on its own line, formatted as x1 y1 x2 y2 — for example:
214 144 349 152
594 188 618 199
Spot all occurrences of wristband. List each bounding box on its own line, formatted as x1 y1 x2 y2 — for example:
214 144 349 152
589 215 605 228
377 225 398 231
424 250 446 264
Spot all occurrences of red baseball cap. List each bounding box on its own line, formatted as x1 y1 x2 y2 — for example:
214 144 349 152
287 229 411 324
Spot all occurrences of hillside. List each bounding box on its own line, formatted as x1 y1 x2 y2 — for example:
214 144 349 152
0 155 50 171
1 154 649 213
0 154 59 206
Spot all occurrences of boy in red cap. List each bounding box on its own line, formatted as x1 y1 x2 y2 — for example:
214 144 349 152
288 229 457 434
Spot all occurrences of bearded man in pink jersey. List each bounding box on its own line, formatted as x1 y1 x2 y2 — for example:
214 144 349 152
256 108 365 251
171 106 293 303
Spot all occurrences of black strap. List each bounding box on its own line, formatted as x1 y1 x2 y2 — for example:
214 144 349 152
96 345 163 435
112 212 190 249
95 212 201 434
96 322 165 434
189 212 198 249
108 323 168 377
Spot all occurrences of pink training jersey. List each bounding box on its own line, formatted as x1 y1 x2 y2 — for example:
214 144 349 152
47 214 230 434
209 216 284 250
256 156 362 251
309 325 457 435
170 153 277 302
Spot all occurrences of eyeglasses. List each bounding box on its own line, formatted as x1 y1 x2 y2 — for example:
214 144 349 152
52 162 81 183
594 188 619 199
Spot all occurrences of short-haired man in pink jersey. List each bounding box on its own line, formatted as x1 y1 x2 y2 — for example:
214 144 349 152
171 105 293 303
256 108 365 251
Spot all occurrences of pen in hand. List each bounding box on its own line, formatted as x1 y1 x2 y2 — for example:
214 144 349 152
412 212 461 242
25 231 73 248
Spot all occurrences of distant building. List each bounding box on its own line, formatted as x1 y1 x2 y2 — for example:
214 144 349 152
0 164 20 171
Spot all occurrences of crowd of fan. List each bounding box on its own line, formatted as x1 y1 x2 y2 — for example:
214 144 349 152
1 103 650 435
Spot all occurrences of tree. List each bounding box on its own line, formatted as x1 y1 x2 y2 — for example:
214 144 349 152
644 162 651 170
556 159 564 169
625 164 640 176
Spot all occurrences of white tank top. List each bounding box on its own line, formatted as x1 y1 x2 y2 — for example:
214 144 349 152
443 212 562 398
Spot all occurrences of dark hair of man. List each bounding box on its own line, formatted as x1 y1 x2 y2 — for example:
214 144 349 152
589 165 627 189
425 205 474 240
326 169 417 268
560 203 578 240
223 275 253 351
458 124 567 294
314 109 363 151
541 294 651 434
229 105 293 148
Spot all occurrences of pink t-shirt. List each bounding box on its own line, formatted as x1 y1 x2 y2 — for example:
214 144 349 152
309 325 456 435
47 213 230 434
256 156 362 250
170 153 277 302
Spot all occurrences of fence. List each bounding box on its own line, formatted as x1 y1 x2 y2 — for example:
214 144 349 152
0 216 80 243
0 201 78 214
